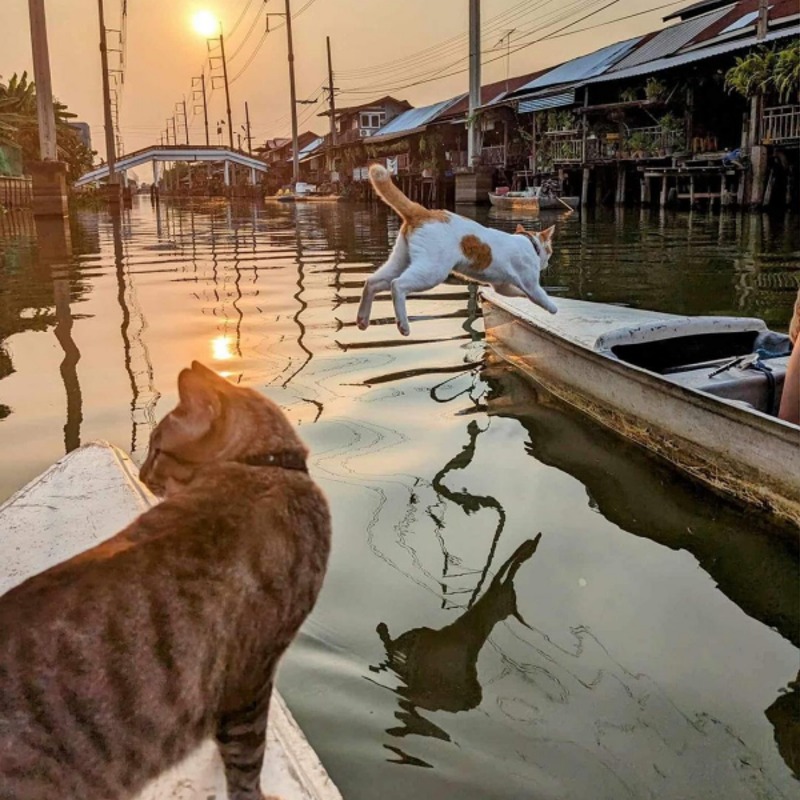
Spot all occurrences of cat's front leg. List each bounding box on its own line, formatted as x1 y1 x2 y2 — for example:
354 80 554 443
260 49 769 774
216 681 273 800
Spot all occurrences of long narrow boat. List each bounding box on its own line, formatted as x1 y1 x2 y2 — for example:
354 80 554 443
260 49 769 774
488 190 580 211
480 290 799 528
0 442 343 800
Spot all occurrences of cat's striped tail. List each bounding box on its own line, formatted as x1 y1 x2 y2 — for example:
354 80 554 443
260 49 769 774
368 163 425 222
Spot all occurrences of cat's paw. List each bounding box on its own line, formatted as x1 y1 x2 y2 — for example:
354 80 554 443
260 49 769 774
357 315 369 330
397 321 410 336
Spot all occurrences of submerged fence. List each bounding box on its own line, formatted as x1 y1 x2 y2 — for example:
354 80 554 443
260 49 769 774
0 176 33 209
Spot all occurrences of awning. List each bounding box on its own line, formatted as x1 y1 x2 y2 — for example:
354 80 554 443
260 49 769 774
517 90 576 114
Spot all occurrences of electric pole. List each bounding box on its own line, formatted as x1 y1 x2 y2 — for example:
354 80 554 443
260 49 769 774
756 0 768 39
245 101 253 153
181 99 189 145
285 0 299 184
98 0 118 182
27 0 58 160
326 36 337 146
219 28 234 148
467 0 481 167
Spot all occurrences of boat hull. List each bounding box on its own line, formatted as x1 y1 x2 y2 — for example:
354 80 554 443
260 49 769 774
480 292 800 529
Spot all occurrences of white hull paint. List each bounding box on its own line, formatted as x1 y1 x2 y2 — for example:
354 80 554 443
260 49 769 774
0 442 342 800
480 291 800 529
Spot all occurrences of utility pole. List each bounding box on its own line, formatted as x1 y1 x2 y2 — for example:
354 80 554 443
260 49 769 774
181 99 189 145
171 116 178 147
285 0 299 184
325 34 339 179
219 28 234 149
467 0 481 167
192 73 211 147
98 0 118 183
326 36 337 146
756 0 768 40
245 101 253 153
27 0 58 160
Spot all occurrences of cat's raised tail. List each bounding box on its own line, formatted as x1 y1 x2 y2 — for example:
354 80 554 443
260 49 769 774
369 163 425 222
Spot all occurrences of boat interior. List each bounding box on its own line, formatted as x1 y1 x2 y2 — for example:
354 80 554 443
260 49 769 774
597 319 793 417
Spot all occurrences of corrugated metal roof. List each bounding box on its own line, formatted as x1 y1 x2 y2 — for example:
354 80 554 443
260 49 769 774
518 90 576 113
291 136 325 162
586 24 798 85
369 95 466 141
610 6 732 71
518 37 642 91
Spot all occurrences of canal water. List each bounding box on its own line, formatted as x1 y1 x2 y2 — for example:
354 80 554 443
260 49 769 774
1 199 798 800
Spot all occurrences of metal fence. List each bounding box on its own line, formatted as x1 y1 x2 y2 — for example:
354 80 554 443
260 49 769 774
762 105 800 144
0 176 32 209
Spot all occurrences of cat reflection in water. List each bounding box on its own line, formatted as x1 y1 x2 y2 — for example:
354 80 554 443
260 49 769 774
0 362 331 800
373 534 541 731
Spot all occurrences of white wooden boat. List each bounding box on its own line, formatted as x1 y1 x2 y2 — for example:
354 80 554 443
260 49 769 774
488 189 579 212
480 291 800 528
0 442 342 800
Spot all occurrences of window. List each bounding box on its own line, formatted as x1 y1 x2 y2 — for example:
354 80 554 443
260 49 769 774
360 112 385 130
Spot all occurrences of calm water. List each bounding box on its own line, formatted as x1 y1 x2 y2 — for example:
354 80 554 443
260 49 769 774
1 199 798 799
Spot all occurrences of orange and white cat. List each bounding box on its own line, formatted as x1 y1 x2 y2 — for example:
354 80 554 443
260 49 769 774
357 163 557 336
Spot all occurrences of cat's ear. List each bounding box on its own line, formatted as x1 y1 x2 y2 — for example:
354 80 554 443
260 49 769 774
539 225 555 241
515 224 526 234
191 360 230 387
175 368 222 436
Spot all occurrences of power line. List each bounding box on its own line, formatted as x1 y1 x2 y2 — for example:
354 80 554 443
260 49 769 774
337 0 610 97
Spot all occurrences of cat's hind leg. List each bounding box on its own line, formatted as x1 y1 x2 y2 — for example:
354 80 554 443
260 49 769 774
357 235 409 330
216 681 273 800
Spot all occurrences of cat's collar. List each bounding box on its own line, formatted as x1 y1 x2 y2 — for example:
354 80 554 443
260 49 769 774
239 451 308 473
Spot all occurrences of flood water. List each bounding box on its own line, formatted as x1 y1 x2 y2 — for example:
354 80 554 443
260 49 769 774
1 199 798 799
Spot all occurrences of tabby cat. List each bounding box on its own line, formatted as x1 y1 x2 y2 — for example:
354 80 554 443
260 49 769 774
0 361 331 800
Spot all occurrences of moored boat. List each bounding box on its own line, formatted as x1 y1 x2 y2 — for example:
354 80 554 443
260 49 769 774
488 188 579 211
0 442 343 800
480 291 799 528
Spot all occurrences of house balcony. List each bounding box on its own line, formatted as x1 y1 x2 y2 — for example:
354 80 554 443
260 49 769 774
336 128 378 145
544 130 583 163
762 105 800 144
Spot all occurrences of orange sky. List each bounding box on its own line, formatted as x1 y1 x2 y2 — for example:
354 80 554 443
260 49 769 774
0 0 684 155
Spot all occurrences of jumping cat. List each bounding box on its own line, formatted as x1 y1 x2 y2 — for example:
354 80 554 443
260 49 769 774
357 163 558 336
0 362 331 800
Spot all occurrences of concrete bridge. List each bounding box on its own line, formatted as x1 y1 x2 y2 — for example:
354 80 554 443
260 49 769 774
75 144 269 188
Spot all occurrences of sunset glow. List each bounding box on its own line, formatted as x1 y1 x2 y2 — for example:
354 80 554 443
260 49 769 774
211 335 233 361
192 10 219 38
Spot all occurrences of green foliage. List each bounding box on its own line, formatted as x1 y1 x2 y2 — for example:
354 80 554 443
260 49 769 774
775 40 800 102
645 77 666 100
626 131 651 156
0 71 94 184
724 42 799 101
619 86 639 103
658 112 683 132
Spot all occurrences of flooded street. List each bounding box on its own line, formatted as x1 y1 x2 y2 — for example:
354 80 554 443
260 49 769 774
1 199 798 799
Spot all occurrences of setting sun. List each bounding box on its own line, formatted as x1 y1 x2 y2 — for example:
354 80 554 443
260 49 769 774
211 335 233 361
192 10 219 38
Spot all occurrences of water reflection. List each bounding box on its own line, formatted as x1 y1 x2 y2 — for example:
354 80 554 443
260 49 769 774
0 200 798 799
482 358 799 647
38 216 82 452
373 535 540 734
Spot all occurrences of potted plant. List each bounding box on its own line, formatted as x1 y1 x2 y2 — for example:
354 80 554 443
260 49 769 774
619 86 639 103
